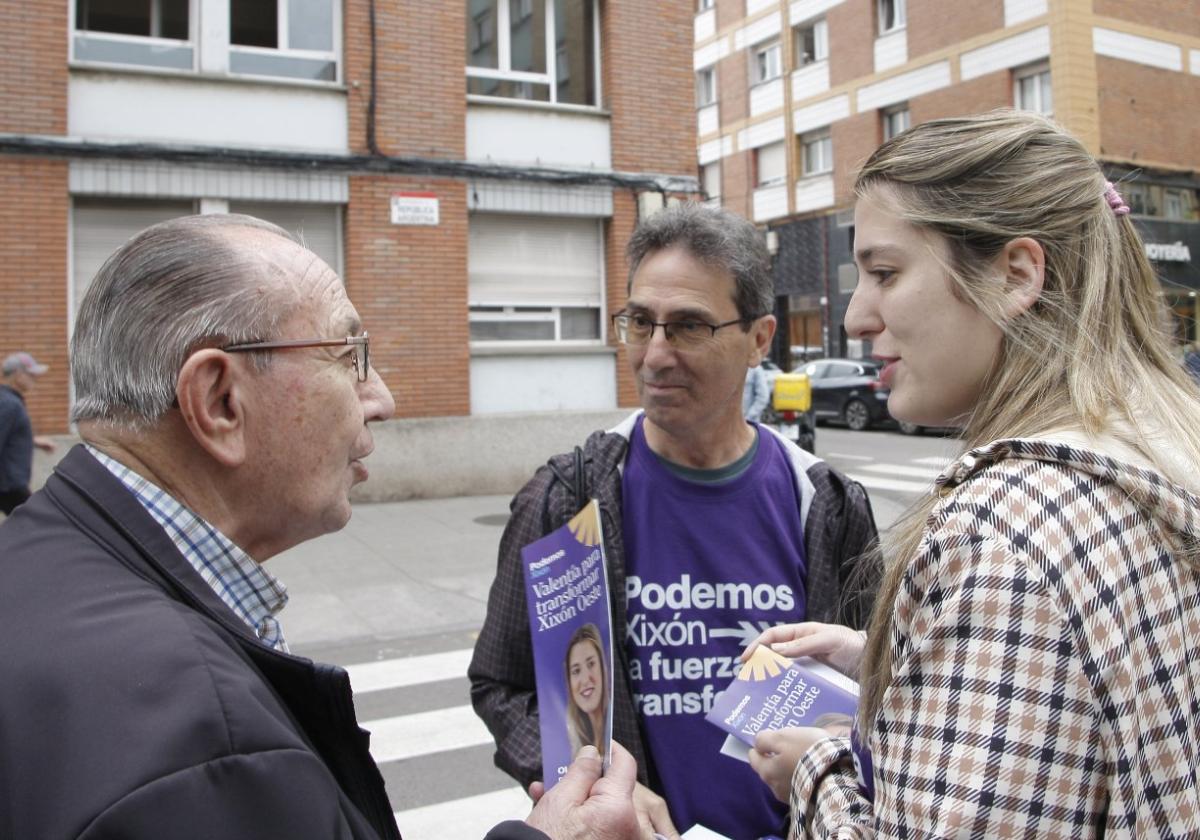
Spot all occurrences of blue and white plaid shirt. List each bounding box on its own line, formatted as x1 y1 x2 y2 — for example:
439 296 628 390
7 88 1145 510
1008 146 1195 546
88 446 290 652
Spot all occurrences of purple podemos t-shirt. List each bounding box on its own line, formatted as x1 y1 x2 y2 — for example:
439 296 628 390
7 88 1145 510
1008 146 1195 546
622 418 807 840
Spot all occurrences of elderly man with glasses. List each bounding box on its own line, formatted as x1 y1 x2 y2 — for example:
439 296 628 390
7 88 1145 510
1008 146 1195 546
0 214 638 840
470 202 880 840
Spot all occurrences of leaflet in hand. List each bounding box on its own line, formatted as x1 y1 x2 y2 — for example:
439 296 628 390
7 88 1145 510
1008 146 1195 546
521 499 615 789
704 646 858 762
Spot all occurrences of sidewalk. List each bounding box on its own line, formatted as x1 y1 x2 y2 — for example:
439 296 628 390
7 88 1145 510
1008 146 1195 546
270 491 909 652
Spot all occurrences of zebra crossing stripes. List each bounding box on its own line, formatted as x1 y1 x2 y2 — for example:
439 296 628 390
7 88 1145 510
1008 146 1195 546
844 455 952 494
344 646 526 840
363 704 494 763
346 647 474 693
394 787 530 839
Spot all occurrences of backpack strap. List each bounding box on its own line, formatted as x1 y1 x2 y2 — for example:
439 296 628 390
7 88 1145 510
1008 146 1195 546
542 445 589 530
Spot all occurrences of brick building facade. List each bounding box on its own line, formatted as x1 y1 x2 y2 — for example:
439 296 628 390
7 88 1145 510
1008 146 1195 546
0 0 696 433
693 0 1200 363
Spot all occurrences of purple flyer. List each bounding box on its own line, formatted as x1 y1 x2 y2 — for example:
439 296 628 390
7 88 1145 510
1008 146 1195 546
521 500 615 789
705 646 858 756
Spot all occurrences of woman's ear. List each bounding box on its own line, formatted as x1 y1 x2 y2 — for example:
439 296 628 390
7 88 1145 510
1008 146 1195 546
175 348 248 467
998 236 1045 319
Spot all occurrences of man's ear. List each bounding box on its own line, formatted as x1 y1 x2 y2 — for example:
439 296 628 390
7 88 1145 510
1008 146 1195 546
750 314 778 365
175 349 248 468
998 237 1045 319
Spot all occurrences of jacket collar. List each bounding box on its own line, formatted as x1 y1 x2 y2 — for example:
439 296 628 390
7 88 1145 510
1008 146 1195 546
942 437 1200 542
48 444 268 649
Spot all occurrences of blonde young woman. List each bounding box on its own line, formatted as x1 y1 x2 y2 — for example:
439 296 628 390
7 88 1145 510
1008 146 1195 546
564 623 610 759
747 111 1200 837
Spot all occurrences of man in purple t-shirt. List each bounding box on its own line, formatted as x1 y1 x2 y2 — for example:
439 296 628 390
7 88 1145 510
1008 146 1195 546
471 204 879 840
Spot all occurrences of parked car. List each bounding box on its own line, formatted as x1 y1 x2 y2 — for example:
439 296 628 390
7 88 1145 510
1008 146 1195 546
796 358 953 434
797 358 892 432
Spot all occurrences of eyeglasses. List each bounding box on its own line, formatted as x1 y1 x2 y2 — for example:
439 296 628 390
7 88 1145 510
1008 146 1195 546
222 332 371 382
611 312 759 349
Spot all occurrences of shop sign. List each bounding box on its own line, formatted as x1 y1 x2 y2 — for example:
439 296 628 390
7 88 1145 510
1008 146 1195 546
390 192 439 225
1144 241 1191 262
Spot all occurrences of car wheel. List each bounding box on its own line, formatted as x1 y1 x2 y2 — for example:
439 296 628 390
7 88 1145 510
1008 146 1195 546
844 399 870 432
897 421 923 436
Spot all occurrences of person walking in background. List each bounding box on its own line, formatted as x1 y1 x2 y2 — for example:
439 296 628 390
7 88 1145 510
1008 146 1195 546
470 202 879 840
1184 342 1200 384
0 352 57 515
749 111 1200 838
742 361 771 422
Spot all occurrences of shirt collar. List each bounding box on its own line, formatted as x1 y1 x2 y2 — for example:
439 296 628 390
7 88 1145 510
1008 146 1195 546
85 445 290 652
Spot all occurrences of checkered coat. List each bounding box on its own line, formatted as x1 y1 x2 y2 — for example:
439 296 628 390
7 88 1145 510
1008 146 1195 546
469 411 880 790
791 438 1200 839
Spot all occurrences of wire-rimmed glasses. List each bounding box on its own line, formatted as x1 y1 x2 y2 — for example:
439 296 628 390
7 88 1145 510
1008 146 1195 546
611 312 759 349
222 332 371 382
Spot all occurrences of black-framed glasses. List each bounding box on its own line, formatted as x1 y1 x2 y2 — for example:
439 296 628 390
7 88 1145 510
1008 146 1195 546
611 312 759 349
222 332 371 382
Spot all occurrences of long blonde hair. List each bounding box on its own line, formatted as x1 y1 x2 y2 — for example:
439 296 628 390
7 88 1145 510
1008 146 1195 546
854 110 1200 728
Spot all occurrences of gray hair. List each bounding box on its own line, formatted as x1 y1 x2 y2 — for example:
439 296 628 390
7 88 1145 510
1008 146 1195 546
625 202 774 321
70 213 307 431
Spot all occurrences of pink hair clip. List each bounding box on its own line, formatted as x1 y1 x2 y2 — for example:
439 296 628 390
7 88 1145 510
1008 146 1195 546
1104 181 1130 216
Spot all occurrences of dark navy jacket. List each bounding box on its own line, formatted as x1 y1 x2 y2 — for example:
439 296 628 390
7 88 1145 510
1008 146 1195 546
0 446 402 840
0 384 33 492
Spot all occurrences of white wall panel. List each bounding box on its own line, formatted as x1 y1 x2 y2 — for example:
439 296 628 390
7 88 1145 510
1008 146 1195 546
794 175 834 213
694 37 730 70
69 73 347 152
873 30 907 73
748 0 777 14
792 93 849 134
466 106 612 170
470 354 617 414
792 61 831 100
695 8 716 42
1093 27 1182 72
857 60 951 110
699 137 723 164
752 184 789 222
737 116 786 151
697 104 720 136
961 26 1049 80
750 78 785 116
467 182 613 216
70 160 348 202
790 0 845 25
735 12 782 51
1004 0 1046 26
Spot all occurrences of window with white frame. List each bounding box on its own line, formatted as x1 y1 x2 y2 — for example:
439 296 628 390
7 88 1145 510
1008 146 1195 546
466 0 600 106
801 131 833 176
794 19 828 67
468 214 604 344
1014 62 1052 116
756 142 787 187
751 40 782 85
882 105 910 140
696 67 717 107
229 0 339 81
877 0 905 34
73 0 194 71
72 0 340 81
697 0 714 10
701 161 722 201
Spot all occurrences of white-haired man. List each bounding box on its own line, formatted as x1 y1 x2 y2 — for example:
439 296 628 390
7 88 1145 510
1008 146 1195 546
0 215 636 840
